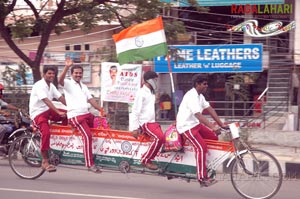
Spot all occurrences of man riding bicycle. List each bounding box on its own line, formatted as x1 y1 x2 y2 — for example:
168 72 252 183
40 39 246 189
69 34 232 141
0 83 20 145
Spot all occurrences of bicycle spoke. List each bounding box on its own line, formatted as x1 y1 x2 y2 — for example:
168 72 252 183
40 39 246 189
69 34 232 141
9 135 45 179
230 149 283 199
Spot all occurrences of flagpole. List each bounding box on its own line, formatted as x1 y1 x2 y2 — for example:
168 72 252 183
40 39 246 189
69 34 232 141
167 54 177 116
100 100 104 116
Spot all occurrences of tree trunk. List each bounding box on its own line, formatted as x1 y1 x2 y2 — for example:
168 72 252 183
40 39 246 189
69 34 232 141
31 64 41 83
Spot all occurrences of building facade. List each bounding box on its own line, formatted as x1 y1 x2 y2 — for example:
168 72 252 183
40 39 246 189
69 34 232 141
0 0 299 129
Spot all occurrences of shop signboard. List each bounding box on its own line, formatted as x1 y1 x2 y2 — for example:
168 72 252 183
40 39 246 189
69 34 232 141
154 44 263 73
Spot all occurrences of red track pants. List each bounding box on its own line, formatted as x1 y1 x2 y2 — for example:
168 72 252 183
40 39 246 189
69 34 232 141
32 109 68 151
69 113 95 168
182 123 218 181
141 122 165 164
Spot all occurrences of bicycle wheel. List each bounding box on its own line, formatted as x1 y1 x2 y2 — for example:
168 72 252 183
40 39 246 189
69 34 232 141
8 135 45 179
230 149 283 199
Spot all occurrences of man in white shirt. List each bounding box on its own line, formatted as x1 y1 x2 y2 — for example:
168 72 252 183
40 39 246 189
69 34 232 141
130 71 165 170
58 58 102 173
29 66 67 172
176 74 227 187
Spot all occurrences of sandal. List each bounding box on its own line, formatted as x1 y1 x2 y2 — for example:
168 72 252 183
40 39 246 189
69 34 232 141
199 177 217 187
143 162 158 170
42 163 57 173
88 165 102 173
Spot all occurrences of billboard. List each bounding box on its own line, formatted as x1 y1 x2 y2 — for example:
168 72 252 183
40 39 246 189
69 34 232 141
154 44 263 73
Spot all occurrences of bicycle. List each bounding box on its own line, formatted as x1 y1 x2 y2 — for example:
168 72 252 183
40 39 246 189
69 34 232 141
8 122 283 199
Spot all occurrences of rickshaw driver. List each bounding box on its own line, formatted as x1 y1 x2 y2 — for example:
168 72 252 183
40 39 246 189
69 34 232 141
176 74 227 187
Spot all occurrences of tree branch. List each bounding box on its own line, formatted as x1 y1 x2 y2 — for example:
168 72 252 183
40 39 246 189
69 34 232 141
7 0 17 13
0 21 34 66
24 0 39 19
34 1 67 65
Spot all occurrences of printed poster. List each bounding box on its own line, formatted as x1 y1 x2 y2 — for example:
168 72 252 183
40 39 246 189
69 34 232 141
101 62 142 103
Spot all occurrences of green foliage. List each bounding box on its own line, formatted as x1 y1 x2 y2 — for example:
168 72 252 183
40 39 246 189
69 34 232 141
54 25 64 35
0 0 205 81
96 46 117 62
225 74 250 101
32 18 48 34
62 16 80 30
1 63 27 88
164 20 186 43
225 73 259 101
0 0 188 39
9 18 33 40
2 66 16 88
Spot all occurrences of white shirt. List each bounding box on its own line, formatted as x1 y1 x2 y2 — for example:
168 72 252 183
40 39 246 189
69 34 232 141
62 78 92 118
129 85 155 131
176 88 210 134
29 78 62 119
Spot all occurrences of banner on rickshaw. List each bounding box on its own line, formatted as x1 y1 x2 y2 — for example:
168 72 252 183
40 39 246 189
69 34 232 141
100 62 142 103
49 125 233 172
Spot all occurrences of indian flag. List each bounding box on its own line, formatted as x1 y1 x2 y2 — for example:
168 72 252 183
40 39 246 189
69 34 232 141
113 16 168 65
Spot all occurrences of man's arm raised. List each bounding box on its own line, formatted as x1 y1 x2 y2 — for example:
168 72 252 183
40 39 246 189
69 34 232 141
58 57 73 86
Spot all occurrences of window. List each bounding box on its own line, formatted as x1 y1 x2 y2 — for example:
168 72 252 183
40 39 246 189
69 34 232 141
65 44 70 51
74 44 81 51
84 44 90 51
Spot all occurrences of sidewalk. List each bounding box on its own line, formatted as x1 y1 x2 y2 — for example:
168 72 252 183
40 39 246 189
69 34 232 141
251 143 300 177
248 129 300 178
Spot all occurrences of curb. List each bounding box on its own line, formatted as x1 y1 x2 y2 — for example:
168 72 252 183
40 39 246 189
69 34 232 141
217 153 300 179
253 145 300 179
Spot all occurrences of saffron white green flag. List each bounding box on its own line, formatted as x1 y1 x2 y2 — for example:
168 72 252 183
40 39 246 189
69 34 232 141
113 16 168 65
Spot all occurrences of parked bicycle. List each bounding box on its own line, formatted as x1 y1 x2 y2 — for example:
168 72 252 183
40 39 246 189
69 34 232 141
8 122 282 199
